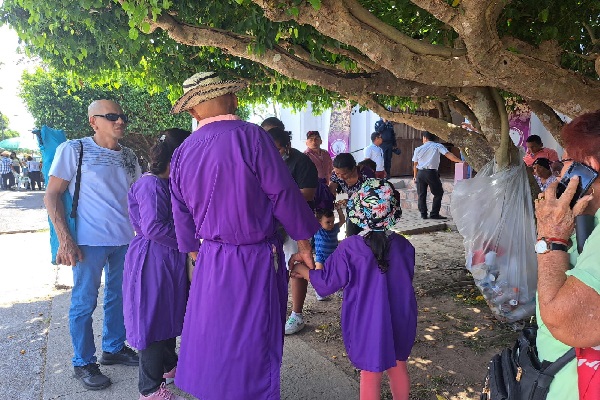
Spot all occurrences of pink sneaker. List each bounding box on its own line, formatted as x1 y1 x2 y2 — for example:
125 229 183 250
162 367 176 384
139 383 185 400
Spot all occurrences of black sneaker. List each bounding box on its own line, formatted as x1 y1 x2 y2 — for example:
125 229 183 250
73 363 112 390
99 345 139 366
429 214 447 220
421 213 428 219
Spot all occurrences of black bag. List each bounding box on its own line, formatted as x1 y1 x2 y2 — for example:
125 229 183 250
480 324 575 400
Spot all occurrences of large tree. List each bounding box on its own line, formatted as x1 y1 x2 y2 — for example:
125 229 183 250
2 0 598 169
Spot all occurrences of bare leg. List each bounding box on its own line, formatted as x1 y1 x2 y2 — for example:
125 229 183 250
291 277 308 313
387 361 410 400
360 370 383 400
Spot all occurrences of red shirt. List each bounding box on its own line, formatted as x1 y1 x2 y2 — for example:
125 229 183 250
523 147 559 167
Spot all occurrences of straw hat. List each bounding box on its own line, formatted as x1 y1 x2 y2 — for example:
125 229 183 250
1 151 10 157
171 72 247 114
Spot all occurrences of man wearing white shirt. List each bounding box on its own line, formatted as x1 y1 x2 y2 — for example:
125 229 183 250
412 131 462 219
44 100 142 390
364 131 386 178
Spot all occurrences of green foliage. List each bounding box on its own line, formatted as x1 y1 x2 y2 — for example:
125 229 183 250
0 112 9 133
2 129 21 139
0 0 597 113
498 0 599 77
19 68 190 139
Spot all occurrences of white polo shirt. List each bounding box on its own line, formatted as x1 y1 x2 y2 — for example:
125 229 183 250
364 144 385 172
412 141 449 170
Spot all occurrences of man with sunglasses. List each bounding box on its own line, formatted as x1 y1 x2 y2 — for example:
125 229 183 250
44 99 141 391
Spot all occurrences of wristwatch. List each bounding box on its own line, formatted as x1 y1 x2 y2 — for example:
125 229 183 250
534 238 568 254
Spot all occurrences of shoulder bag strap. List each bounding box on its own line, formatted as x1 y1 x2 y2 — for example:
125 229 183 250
70 140 84 218
544 348 576 376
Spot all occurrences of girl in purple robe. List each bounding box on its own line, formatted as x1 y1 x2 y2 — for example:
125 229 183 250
123 129 191 400
292 179 417 400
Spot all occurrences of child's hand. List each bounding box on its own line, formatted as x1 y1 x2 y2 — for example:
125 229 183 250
291 262 310 280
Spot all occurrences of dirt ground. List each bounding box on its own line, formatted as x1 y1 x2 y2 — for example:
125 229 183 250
288 230 520 400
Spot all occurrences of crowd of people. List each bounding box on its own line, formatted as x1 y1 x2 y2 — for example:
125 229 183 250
42 69 600 400
0 150 43 190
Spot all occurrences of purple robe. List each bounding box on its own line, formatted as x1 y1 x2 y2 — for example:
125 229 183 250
309 233 417 372
170 119 319 400
123 174 188 350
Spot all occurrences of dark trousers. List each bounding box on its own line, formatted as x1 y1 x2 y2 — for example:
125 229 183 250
416 169 444 217
139 338 178 395
1 172 14 190
381 145 394 177
29 171 42 190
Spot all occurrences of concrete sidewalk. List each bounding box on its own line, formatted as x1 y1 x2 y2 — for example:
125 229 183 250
41 290 359 400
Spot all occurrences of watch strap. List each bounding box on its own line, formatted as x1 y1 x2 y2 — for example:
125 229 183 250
547 242 568 252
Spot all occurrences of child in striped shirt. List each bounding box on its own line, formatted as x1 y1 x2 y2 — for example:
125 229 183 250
313 205 346 270
312 205 345 300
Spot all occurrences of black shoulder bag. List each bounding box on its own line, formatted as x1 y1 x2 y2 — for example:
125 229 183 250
480 323 576 400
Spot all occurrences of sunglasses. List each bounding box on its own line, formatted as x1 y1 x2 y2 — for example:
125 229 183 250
93 113 129 123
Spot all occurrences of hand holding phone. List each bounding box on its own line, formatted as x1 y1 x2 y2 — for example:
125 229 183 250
555 162 598 208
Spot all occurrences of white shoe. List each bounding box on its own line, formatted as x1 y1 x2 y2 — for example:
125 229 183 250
284 314 305 335
315 289 328 301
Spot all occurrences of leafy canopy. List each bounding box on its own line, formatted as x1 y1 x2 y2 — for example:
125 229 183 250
19 68 191 139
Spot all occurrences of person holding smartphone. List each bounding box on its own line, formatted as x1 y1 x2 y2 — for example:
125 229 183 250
534 110 600 400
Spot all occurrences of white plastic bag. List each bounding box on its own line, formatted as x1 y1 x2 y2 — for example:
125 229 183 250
450 161 537 322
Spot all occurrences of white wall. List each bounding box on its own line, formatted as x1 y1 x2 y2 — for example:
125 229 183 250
271 103 567 161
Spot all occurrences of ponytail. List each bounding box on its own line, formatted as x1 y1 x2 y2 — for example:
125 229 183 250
363 231 391 273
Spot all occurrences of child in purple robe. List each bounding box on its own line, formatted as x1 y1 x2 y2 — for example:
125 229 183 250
292 178 417 400
123 129 191 400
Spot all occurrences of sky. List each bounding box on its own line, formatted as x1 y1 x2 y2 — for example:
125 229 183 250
0 25 37 136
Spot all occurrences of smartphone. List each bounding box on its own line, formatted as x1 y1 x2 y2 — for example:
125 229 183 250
556 162 598 208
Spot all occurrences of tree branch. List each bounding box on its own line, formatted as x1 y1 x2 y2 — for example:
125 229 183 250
409 0 460 25
357 94 493 170
456 87 502 147
148 13 453 99
527 100 565 146
582 21 599 45
252 0 485 88
342 0 466 57
321 44 378 72
448 99 481 132
490 87 519 169
501 37 562 65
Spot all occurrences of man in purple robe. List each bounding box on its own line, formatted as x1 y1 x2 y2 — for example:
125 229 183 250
169 72 320 400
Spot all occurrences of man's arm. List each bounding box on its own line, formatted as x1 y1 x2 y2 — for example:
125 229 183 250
44 176 82 266
443 151 463 163
299 188 316 202
413 161 418 181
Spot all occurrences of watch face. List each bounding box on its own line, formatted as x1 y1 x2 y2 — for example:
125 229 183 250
535 240 548 254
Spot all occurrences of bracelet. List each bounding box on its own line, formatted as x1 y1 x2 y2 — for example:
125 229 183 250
538 237 569 245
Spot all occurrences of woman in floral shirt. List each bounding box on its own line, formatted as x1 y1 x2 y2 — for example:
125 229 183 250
329 153 375 236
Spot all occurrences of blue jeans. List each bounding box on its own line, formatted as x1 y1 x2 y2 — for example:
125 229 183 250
70 245 128 367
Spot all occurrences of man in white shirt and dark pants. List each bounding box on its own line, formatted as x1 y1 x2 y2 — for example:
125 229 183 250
412 131 462 219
